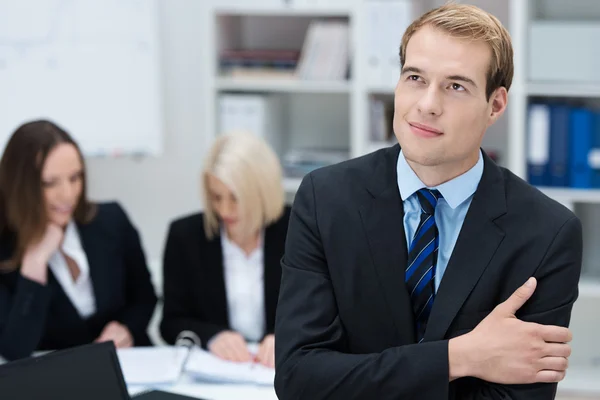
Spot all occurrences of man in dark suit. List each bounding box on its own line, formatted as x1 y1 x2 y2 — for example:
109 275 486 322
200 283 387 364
274 4 582 400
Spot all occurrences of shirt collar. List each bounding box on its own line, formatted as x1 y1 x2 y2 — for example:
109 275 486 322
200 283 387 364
396 149 484 209
220 226 264 259
59 220 90 278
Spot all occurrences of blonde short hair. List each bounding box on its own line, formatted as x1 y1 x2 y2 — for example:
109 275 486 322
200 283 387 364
201 131 284 240
400 2 513 100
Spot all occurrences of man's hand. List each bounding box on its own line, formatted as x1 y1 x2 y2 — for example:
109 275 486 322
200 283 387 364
449 277 572 384
95 321 134 348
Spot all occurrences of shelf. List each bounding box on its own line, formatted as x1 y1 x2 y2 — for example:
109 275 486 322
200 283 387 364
214 7 351 17
283 177 302 193
216 77 352 94
538 187 600 204
367 86 396 95
527 82 600 98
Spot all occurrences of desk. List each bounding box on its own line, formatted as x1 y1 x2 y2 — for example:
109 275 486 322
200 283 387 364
128 375 277 400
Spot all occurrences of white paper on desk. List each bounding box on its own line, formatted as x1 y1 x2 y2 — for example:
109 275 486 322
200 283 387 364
184 347 274 386
116 346 189 385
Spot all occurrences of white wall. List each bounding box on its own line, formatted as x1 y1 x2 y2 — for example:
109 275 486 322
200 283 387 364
85 0 208 285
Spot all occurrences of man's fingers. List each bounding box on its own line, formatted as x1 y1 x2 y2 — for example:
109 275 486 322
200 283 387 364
536 369 566 383
538 356 568 372
537 325 572 343
496 277 537 315
544 342 572 358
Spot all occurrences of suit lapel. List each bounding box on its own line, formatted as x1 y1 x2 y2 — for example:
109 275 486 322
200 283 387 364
424 152 507 341
263 223 281 329
203 234 229 326
359 145 416 340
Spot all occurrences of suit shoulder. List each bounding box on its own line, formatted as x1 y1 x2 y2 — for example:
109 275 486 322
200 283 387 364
168 212 204 237
503 168 577 225
93 201 130 225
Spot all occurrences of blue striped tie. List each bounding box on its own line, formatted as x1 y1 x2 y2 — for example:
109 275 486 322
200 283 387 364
405 188 442 342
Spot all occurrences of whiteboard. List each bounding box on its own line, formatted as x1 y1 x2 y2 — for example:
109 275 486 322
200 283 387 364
0 0 163 157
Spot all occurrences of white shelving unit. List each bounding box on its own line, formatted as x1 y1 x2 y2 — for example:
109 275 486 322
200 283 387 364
509 0 600 393
203 0 430 194
215 77 352 93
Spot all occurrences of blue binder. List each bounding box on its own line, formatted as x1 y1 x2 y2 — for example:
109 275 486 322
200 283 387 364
591 112 600 188
549 105 571 187
569 107 594 188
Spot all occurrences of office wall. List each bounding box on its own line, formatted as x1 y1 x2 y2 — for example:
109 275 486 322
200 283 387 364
85 0 207 277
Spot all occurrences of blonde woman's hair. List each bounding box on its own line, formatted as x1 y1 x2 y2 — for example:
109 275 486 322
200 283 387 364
400 2 513 100
201 131 284 240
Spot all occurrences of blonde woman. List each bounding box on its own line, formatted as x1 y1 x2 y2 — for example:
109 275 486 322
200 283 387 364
160 131 289 368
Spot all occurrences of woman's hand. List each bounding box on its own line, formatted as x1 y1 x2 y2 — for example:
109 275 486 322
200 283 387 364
208 331 252 362
21 224 64 284
256 334 275 368
95 321 134 348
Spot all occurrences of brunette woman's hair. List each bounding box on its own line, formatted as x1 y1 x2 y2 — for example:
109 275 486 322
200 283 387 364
0 120 96 271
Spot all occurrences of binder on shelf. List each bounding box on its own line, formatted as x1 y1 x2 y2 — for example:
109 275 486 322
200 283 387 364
365 0 412 89
549 105 571 187
296 19 350 81
218 93 284 155
569 107 594 188
527 103 551 186
591 112 600 188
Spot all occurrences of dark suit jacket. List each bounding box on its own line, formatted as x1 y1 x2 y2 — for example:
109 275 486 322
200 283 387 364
160 207 290 348
274 145 583 400
0 202 158 361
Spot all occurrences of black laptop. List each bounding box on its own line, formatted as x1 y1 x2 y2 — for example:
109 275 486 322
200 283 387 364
0 342 204 400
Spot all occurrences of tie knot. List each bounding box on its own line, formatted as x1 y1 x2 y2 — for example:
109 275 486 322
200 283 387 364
416 188 442 215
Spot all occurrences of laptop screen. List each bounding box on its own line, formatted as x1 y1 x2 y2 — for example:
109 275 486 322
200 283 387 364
0 342 130 400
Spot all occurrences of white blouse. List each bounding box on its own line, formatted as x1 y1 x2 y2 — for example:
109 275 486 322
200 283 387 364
48 221 96 319
220 229 266 342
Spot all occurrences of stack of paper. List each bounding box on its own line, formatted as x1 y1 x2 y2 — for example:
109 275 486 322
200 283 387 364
184 348 274 386
116 346 190 386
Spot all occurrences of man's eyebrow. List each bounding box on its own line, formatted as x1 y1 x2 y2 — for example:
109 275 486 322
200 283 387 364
400 66 423 75
446 74 478 88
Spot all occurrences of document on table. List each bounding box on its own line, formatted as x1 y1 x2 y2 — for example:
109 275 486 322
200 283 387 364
184 347 275 386
117 346 191 385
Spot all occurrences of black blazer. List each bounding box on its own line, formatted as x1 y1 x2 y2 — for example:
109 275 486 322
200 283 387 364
0 202 157 361
160 206 290 348
274 145 583 400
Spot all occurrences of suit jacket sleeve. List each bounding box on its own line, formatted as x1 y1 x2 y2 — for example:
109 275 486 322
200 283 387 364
159 222 228 348
113 205 158 343
0 272 53 360
453 215 583 400
274 173 450 400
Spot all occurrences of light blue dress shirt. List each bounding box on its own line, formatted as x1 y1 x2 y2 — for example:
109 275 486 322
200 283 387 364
397 150 484 292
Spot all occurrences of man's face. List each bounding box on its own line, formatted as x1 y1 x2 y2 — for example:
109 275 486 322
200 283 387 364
393 25 506 173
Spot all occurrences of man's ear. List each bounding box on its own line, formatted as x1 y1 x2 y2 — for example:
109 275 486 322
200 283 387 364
488 87 508 127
